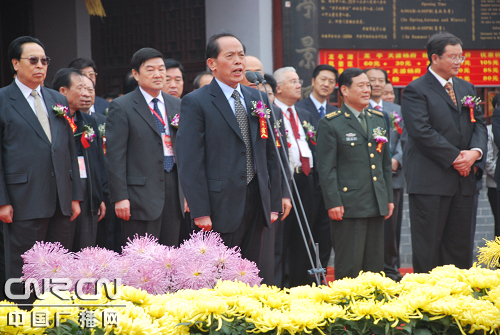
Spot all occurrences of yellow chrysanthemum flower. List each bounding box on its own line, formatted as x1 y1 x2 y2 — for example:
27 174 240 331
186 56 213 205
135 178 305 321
477 237 500 268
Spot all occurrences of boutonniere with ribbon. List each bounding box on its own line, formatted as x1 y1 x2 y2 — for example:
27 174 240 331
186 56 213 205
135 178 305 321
461 95 481 123
98 123 106 154
372 127 388 153
170 113 180 128
251 101 270 139
390 111 403 135
302 120 316 145
274 119 282 148
53 104 77 133
75 124 96 149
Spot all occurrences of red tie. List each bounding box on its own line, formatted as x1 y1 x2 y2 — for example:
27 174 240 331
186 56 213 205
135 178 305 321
375 105 382 111
288 108 310 176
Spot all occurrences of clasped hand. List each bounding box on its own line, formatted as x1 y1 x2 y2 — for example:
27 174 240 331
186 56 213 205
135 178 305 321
452 150 480 177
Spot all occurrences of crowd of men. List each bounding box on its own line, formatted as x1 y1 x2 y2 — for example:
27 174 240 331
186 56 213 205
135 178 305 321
0 30 492 301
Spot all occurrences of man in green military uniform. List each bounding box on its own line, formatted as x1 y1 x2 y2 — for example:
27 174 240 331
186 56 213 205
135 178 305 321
316 68 394 280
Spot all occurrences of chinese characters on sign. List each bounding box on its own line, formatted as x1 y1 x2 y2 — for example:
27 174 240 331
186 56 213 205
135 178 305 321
319 0 500 49
319 49 500 86
7 310 119 329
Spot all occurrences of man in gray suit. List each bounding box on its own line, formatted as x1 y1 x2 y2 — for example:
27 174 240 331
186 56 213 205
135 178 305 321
106 48 185 247
0 36 82 298
365 67 404 281
401 32 487 273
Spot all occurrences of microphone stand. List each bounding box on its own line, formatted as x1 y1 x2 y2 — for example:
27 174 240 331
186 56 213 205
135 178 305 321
249 72 326 285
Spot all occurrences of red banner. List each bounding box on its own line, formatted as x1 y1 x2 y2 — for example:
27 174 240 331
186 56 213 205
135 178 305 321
319 49 500 87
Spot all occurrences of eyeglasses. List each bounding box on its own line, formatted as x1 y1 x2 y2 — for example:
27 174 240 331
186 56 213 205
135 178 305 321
287 79 303 86
439 55 466 64
20 56 51 66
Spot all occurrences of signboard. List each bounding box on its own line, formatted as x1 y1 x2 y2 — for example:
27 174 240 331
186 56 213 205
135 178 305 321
319 49 500 87
319 0 500 49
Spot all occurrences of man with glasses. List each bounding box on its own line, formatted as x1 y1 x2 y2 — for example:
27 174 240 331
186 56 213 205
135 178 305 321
69 58 110 116
401 32 487 273
0 37 83 301
273 67 318 287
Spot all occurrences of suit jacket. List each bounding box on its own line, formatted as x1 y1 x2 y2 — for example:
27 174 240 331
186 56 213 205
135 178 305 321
295 96 335 129
105 88 184 220
176 80 282 233
74 111 108 211
380 101 405 189
316 104 393 218
491 107 500 184
270 104 291 199
401 70 487 196
0 82 83 221
91 111 106 127
93 96 110 115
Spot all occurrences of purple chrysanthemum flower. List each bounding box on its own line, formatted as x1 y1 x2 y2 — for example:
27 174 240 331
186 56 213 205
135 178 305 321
220 258 262 286
123 263 169 295
121 233 159 259
172 258 218 291
22 241 71 289
150 244 178 275
179 230 226 260
213 246 241 271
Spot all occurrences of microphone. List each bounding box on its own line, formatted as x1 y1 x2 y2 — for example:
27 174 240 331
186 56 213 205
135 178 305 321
245 71 259 85
254 71 266 84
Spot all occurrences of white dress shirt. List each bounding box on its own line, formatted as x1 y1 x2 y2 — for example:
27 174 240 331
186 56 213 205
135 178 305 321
15 77 48 117
139 87 170 136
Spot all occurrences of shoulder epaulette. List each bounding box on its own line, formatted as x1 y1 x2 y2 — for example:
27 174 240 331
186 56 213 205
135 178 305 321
368 108 384 117
326 110 343 119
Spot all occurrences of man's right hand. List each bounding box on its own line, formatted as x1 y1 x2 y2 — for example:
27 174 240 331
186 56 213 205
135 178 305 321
115 199 131 221
328 206 344 221
194 216 212 231
0 205 13 223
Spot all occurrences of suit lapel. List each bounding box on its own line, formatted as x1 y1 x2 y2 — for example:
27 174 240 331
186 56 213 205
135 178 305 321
242 86 259 145
426 71 459 111
42 87 60 145
210 81 244 142
342 105 367 139
9 83 51 146
132 88 161 137
162 92 178 147
453 80 467 115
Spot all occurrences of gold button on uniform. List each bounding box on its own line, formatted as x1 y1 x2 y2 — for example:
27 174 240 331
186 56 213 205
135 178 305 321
371 165 376 169
368 143 372 147
351 142 355 146
373 176 377 181
370 153 374 158
343 187 348 192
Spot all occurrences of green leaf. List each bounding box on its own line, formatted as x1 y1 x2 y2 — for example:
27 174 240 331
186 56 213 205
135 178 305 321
414 329 432 335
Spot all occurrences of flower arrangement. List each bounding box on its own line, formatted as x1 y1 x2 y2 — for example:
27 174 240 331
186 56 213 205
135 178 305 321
251 100 270 139
53 104 77 133
4 264 500 335
170 114 179 128
273 119 282 148
461 95 481 123
302 120 316 144
21 231 261 297
98 123 106 154
75 124 96 149
372 126 388 153
390 111 403 135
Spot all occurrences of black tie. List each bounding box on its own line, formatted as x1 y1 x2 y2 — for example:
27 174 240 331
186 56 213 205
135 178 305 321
232 90 255 184
152 98 174 172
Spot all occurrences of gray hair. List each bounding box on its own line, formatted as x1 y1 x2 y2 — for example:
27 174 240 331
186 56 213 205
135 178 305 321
273 67 296 84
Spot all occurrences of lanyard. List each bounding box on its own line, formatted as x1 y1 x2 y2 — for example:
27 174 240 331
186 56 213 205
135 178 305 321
149 106 166 128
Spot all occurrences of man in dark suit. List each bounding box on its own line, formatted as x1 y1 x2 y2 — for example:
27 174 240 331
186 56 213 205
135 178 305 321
106 48 185 247
401 32 487 273
176 33 282 282
52 69 108 251
0 37 82 297
273 66 321 287
69 58 109 115
295 64 338 280
317 68 394 280
365 67 404 281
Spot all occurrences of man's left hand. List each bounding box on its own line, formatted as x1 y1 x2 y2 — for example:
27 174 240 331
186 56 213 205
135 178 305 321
384 203 394 220
452 150 480 176
271 213 278 223
281 198 292 220
71 201 81 221
97 202 106 222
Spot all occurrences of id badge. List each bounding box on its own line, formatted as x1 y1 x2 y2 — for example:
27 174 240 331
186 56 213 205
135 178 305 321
77 156 87 178
163 134 175 156
297 139 312 158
